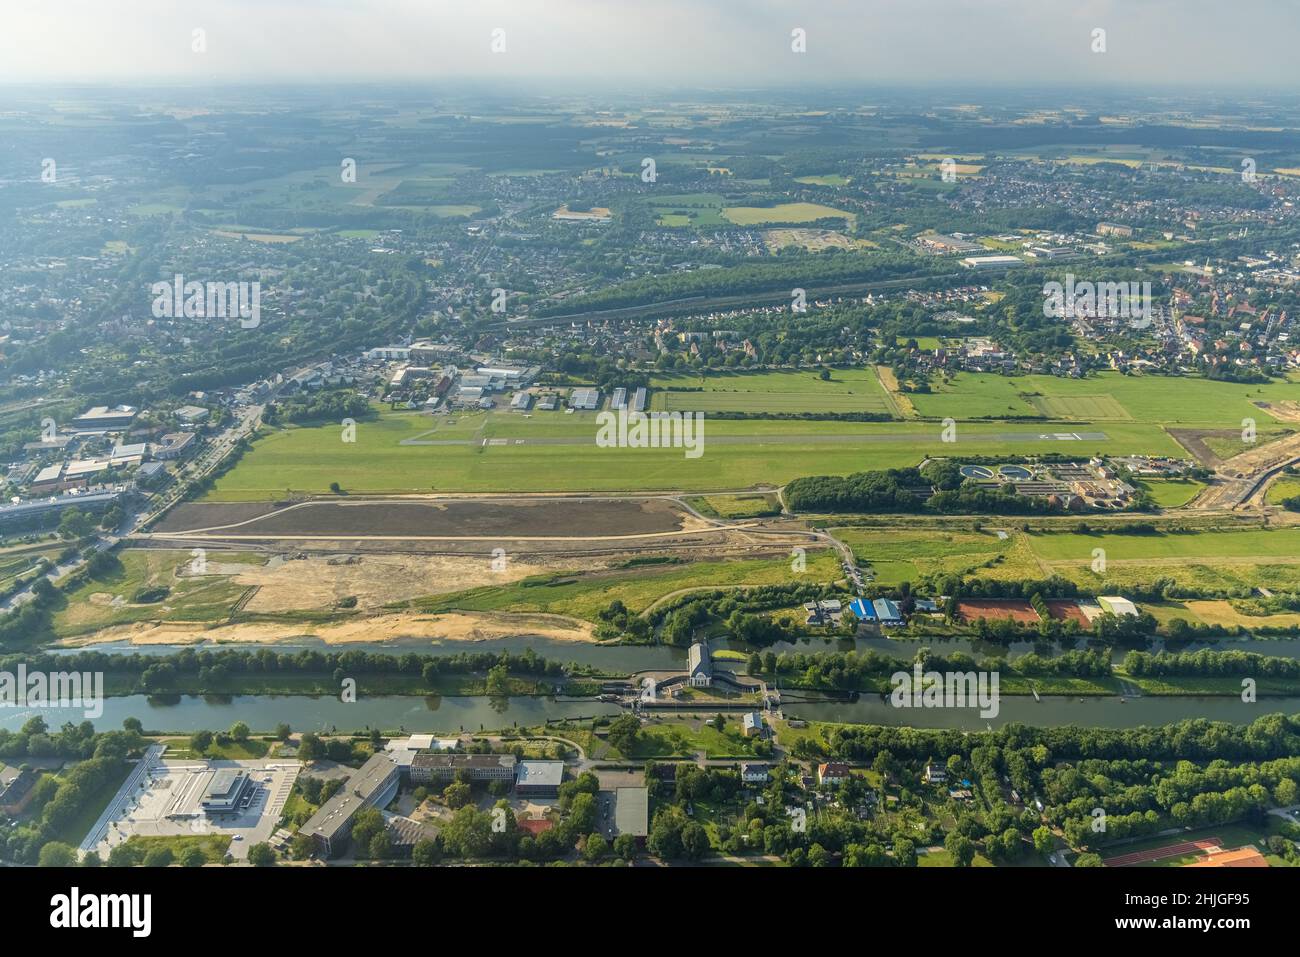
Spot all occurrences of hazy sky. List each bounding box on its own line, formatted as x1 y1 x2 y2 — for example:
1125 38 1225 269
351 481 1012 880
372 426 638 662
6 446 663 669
2 0 1298 88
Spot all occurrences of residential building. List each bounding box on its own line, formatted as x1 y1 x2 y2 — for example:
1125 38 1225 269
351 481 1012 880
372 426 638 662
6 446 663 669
818 762 852 787
740 763 770 784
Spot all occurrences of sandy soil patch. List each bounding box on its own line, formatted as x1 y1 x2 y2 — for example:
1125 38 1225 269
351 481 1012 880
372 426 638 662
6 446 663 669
214 552 610 613
58 609 597 647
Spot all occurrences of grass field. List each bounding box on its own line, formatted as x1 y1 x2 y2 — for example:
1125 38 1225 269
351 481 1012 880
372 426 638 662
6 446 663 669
689 493 782 519
1266 476 1300 505
834 528 1032 584
911 370 1300 429
207 406 1188 498
1026 527 1300 593
412 551 840 622
1027 526 1300 563
53 549 254 638
793 174 849 186
1136 478 1207 508
650 368 892 415
721 202 854 226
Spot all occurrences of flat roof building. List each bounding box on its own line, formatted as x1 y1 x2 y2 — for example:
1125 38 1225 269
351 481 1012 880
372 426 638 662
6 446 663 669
612 787 648 839
959 255 1024 270
514 760 565 798
71 405 137 432
201 770 255 816
409 752 516 785
300 753 401 857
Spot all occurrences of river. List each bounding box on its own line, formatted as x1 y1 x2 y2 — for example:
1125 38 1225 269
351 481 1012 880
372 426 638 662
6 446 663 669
1 692 1295 735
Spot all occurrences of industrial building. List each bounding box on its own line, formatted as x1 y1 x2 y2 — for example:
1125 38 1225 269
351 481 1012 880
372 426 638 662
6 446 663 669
959 255 1024 270
568 387 601 411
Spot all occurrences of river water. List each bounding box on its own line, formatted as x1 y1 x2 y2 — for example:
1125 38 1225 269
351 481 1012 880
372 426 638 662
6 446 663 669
1 692 1294 735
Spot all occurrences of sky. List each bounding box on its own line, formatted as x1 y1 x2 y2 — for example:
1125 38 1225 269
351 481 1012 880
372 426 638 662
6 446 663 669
1 0 1298 88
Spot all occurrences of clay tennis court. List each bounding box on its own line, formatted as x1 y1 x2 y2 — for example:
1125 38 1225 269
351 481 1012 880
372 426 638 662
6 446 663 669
955 599 1040 624
1103 837 1222 867
1046 600 1090 626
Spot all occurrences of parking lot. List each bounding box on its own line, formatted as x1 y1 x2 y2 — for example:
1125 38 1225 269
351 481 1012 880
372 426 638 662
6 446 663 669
88 757 300 862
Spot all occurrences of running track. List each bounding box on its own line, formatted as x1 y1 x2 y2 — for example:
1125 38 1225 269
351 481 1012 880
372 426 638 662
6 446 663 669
1103 837 1222 867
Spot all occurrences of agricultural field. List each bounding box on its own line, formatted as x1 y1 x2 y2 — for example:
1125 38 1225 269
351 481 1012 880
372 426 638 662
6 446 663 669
793 173 850 186
721 202 854 226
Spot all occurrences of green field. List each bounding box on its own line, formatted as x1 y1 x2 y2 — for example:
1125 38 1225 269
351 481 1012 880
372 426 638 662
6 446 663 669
1136 478 1207 508
1267 476 1300 505
207 406 1188 498
1027 526 1300 563
910 370 1300 429
650 368 892 415
834 528 1035 584
1026 526 1300 593
689 493 782 519
54 549 255 637
721 202 854 226
793 173 849 186
413 551 841 622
